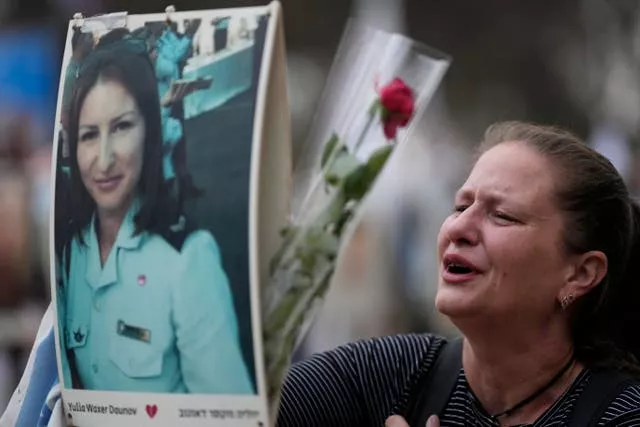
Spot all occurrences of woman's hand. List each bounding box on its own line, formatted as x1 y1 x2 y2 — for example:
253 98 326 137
161 83 192 106
161 78 212 107
385 414 440 427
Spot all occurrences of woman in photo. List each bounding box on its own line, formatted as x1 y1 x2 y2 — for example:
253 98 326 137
56 31 253 395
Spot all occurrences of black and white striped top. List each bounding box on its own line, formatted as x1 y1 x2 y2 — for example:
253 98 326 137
276 334 640 426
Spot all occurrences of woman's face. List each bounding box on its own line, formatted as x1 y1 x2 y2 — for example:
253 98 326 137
76 78 145 219
436 142 573 324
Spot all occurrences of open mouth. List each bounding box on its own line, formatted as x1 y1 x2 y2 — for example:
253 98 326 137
446 263 475 275
443 255 481 276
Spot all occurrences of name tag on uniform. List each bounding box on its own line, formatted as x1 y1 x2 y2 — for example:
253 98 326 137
117 320 151 343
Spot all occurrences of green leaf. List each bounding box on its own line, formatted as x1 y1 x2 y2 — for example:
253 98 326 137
304 228 340 257
270 225 301 275
325 174 340 186
320 133 340 169
334 206 357 237
279 226 295 238
343 145 394 202
365 144 394 177
324 149 361 184
314 189 347 227
295 244 317 276
342 165 369 201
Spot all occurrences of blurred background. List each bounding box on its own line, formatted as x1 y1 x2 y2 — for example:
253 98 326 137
2 0 640 412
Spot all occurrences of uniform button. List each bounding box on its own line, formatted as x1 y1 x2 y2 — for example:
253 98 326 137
93 299 101 312
92 363 99 374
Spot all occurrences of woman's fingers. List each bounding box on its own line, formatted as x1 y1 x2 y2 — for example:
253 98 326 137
384 415 440 427
175 85 187 100
385 415 410 427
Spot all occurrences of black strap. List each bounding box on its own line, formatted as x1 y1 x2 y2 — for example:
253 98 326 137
403 338 463 427
568 369 637 427
403 339 636 426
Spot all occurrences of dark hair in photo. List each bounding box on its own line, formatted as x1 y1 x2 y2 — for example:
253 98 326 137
71 27 93 54
63 29 181 248
95 28 132 48
481 121 640 375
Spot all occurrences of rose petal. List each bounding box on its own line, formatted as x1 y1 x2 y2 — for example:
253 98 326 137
383 121 397 139
378 78 415 140
383 115 407 140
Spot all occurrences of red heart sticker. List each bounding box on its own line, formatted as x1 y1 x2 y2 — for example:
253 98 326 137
146 404 158 419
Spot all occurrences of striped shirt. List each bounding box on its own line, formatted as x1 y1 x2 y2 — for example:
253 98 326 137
276 334 640 426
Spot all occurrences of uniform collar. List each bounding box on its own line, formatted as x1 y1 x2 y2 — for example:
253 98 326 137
115 198 143 250
84 198 144 290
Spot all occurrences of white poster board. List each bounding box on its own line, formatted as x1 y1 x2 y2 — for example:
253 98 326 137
50 2 291 425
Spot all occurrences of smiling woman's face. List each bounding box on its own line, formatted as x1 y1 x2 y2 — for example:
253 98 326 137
435 142 572 324
76 77 146 219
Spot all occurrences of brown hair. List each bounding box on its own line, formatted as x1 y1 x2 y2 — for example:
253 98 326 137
480 121 640 375
65 29 181 247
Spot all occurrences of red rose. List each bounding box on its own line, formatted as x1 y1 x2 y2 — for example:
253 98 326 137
378 78 415 140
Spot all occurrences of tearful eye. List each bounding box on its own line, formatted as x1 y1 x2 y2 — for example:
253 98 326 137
493 211 516 223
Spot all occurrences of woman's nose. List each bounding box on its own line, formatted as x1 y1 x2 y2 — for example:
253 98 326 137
446 208 480 246
97 134 114 172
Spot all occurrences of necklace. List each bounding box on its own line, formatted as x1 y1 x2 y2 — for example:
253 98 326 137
490 355 576 420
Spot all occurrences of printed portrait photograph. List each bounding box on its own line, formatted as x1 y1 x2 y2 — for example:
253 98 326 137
52 9 270 395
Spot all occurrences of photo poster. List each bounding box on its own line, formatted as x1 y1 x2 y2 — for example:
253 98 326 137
49 1 291 426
